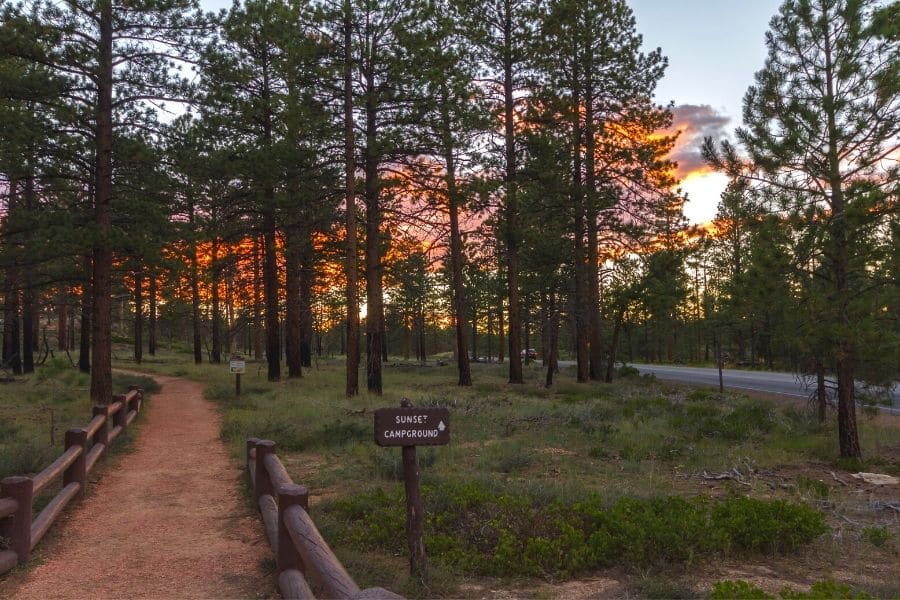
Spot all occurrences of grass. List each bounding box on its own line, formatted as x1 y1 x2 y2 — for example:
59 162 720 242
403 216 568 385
103 347 900 597
0 345 889 596
0 357 157 481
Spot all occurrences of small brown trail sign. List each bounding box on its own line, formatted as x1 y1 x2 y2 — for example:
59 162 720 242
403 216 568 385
374 400 449 576
230 354 245 396
373 407 450 446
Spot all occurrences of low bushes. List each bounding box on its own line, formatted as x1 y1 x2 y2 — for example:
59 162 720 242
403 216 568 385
711 579 874 599
322 481 827 579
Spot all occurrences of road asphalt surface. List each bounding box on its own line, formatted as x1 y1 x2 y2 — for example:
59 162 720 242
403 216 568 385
548 360 898 414
628 362 899 415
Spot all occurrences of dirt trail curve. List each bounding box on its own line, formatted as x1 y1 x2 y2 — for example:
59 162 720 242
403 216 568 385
0 374 271 599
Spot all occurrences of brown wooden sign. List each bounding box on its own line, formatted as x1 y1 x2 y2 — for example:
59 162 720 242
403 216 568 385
374 407 450 447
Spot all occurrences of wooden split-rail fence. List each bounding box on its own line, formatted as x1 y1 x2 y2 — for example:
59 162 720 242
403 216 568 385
0 387 144 575
246 438 404 600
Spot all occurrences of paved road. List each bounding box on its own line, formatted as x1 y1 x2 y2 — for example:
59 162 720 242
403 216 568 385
627 362 899 415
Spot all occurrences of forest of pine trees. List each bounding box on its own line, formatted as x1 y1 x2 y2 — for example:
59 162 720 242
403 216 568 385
1 0 897 458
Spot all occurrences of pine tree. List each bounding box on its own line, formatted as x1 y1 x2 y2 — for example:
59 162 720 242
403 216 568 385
4 0 207 401
706 0 900 457
457 0 540 384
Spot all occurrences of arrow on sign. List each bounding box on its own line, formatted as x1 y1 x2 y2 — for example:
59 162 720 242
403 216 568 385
437 421 446 432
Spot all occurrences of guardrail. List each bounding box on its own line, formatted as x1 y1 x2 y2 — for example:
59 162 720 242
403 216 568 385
0 387 144 575
246 438 403 600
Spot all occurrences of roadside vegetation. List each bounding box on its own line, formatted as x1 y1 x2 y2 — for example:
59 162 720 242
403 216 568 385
122 348 900 598
0 358 158 481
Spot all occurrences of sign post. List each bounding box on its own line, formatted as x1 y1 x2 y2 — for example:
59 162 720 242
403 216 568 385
374 399 449 576
230 355 246 396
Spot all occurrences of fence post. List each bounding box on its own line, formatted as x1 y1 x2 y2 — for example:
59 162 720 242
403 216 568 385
246 437 259 490
64 428 88 500
127 385 143 413
0 476 33 564
277 484 308 574
93 405 110 446
113 393 127 435
254 440 276 503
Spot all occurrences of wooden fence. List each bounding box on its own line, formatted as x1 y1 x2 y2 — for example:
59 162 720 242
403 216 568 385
246 438 404 600
0 387 144 575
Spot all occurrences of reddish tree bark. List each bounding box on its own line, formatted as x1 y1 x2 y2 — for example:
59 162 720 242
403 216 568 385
90 0 114 404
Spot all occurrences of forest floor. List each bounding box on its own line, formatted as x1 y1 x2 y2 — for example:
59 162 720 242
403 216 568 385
0 373 274 599
4 350 896 599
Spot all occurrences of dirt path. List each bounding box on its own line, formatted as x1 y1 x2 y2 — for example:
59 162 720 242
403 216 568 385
0 375 271 599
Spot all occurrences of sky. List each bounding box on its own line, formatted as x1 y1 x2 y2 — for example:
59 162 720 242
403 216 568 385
198 0 784 224
629 0 783 223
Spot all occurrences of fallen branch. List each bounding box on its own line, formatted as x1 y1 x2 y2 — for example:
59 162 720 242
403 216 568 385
701 469 752 486
830 471 848 486
840 515 862 526
870 501 900 513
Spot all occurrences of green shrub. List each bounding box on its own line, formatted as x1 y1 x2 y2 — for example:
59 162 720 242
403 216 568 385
477 441 535 474
710 580 774 599
719 403 776 439
34 357 75 382
0 439 58 480
0 418 19 439
862 526 890 548
780 579 874 599
373 447 438 480
672 401 775 441
112 373 160 394
617 364 640 378
306 419 369 449
686 388 715 402
621 396 673 420
797 476 830 499
588 446 613 459
711 496 827 554
322 481 827 580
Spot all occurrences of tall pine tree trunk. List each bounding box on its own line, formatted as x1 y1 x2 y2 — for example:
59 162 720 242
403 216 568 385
3 292 21 376
90 0 114 404
497 252 505 363
442 85 472 386
544 287 559 387
22 284 34 374
262 208 281 381
225 262 234 354
343 2 360 396
299 235 314 369
21 172 35 374
503 3 522 384
189 207 202 365
253 235 263 361
605 306 626 383
148 268 157 355
133 264 143 364
2 177 21 374
57 288 68 351
79 253 91 373
364 67 384 395
210 237 221 364
571 55 589 383
584 27 603 381
816 359 827 424
823 28 860 459
285 226 303 378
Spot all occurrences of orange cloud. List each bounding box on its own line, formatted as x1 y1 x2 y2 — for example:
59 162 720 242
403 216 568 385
666 104 731 179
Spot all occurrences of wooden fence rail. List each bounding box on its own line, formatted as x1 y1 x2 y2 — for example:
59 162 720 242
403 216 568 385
246 438 404 600
0 386 144 576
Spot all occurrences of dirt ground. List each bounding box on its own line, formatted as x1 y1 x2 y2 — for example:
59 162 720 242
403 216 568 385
0 375 272 599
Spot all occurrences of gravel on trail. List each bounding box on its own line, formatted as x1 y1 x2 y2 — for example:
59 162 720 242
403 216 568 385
0 375 271 599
